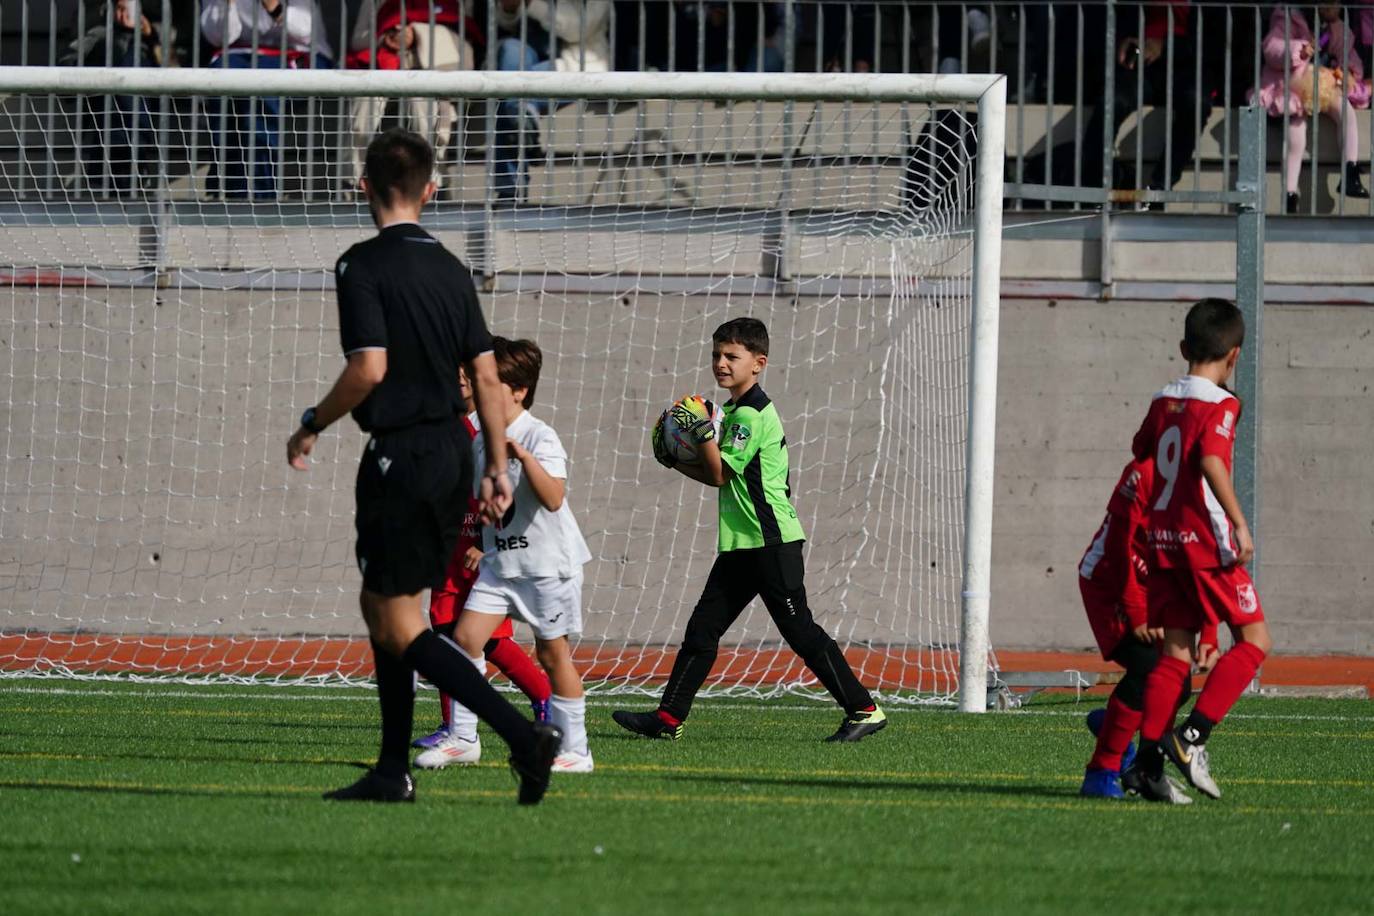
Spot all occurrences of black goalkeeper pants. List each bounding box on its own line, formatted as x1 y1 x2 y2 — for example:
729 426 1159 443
659 541 874 720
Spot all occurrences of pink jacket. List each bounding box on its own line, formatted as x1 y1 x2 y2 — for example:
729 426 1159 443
1251 6 1371 115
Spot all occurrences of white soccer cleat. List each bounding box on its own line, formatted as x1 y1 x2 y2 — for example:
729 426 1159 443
552 749 594 774
1163 728 1222 799
414 732 481 769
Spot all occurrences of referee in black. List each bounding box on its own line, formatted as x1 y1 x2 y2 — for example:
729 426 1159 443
287 129 561 804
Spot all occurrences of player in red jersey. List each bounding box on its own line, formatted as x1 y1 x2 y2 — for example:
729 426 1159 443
1078 457 1217 799
412 367 552 769
1126 299 1273 803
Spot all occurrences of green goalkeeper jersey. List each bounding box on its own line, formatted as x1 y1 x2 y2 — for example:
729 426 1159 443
716 385 806 552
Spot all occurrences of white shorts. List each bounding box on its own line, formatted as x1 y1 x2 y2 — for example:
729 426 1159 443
463 567 584 641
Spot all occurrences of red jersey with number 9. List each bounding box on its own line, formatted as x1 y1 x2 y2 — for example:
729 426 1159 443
1131 375 1240 569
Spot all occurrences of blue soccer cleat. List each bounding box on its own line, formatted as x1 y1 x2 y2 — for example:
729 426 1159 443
531 698 551 724
412 724 449 750
1080 767 1125 799
1085 707 1136 772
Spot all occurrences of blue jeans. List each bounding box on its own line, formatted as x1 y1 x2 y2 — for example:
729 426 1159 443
494 38 557 200
205 51 332 199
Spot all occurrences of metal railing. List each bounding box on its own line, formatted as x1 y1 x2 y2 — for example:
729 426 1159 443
0 1 1365 215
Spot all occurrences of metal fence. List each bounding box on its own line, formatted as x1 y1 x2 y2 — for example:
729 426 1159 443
0 1 1365 214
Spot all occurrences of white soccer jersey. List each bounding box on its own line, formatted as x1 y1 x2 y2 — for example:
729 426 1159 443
471 410 592 579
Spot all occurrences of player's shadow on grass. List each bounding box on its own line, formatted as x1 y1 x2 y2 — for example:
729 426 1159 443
0 726 369 747
0 780 310 802
661 770 1076 799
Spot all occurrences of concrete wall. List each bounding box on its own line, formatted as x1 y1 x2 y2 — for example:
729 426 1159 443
993 297 1374 655
1 230 1371 657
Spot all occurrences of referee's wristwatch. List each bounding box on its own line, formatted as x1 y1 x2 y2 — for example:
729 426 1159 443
300 406 325 435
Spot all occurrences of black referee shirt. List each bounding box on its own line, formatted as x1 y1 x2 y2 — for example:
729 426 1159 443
335 223 493 433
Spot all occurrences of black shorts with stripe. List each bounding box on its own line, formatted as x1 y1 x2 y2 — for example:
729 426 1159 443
354 421 472 597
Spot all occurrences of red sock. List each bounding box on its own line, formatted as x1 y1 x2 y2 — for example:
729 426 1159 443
439 692 452 728
1139 656 1191 742
1194 641 1266 725
486 637 552 703
656 709 682 728
1088 693 1144 771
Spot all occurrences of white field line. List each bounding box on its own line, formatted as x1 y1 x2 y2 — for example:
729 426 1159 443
0 684 1368 722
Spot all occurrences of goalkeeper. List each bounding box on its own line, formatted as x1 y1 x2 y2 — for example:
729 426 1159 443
612 318 886 743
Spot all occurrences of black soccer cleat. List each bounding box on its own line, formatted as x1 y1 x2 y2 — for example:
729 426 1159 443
322 768 416 803
824 706 889 743
611 709 684 740
509 722 563 806
1121 764 1194 805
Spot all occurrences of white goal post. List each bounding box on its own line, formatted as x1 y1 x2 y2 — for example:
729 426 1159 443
0 66 1003 711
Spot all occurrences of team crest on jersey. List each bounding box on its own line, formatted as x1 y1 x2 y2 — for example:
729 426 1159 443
1167 401 1187 413
1237 582 1258 615
728 423 751 447
1215 410 1235 439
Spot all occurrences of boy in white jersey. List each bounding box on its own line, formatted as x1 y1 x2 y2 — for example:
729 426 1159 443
449 337 595 773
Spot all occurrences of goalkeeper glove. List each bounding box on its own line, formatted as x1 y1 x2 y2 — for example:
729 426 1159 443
650 410 676 468
668 395 718 446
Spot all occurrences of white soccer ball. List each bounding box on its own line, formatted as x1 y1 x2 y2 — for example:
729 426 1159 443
661 398 724 466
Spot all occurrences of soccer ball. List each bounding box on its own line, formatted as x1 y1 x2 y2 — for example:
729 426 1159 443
660 398 723 466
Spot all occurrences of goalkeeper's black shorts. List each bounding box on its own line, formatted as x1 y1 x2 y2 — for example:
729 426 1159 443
354 420 472 598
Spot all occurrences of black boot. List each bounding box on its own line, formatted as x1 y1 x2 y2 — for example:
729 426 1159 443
1285 192 1301 215
1337 162 1369 199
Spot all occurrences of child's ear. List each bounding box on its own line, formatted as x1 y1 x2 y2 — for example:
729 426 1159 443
1225 345 1242 372
1178 339 1191 362
755 354 767 373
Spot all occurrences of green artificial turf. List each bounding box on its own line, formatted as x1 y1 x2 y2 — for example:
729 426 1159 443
0 679 1370 915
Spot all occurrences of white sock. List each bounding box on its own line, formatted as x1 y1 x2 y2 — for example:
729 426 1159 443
446 646 485 743
550 694 588 756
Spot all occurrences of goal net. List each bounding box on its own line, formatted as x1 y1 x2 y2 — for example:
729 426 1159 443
0 68 1003 708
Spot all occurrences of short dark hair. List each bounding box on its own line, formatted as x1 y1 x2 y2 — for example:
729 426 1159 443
712 317 769 356
364 128 434 208
492 337 543 408
1182 298 1245 362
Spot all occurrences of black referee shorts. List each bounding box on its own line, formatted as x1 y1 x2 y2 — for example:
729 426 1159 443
354 421 472 598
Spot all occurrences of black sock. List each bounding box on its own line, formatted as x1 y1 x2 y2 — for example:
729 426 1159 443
371 639 415 779
1178 709 1216 747
1138 740 1164 779
402 630 535 756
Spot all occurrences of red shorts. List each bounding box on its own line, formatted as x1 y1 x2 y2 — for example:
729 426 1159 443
1079 575 1135 661
1148 564 1265 631
429 544 513 639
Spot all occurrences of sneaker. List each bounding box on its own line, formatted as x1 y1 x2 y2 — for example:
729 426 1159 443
509 722 563 806
414 732 481 769
824 705 888 743
1080 767 1125 799
612 709 684 740
1161 727 1222 799
412 724 450 750
1122 765 1194 805
323 768 415 803
1285 192 1301 215
1085 707 1136 772
552 748 595 773
531 698 551 724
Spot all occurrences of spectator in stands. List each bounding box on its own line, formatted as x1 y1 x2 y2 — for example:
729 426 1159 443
932 2 993 75
492 0 610 201
200 0 335 198
66 0 178 195
346 1 483 190
1079 0 1214 206
806 2 876 72
1252 4 1370 213
681 2 785 72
